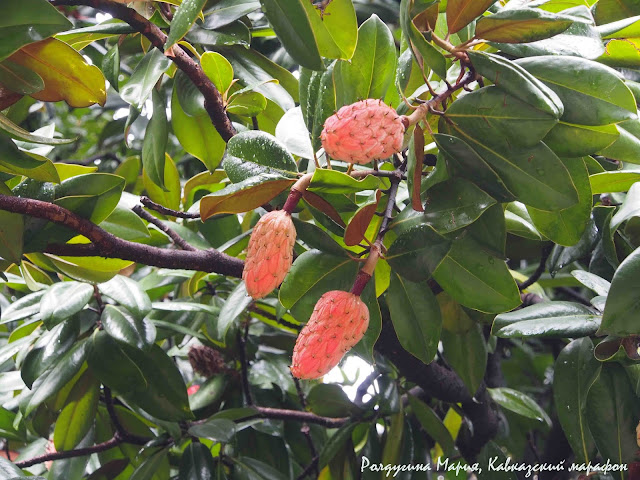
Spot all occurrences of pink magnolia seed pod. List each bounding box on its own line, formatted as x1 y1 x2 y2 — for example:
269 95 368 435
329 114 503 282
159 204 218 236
291 290 370 380
321 99 405 165
243 210 296 300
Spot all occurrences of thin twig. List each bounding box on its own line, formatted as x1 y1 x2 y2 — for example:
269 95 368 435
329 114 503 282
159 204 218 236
254 407 348 428
140 196 200 219
133 205 196 251
293 377 318 475
354 370 380 408
296 456 319 480
104 387 150 445
518 244 553 291
15 437 121 468
238 322 254 406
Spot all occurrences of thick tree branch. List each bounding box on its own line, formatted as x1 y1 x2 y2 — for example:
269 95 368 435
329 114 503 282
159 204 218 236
51 0 236 141
375 319 499 459
0 194 244 277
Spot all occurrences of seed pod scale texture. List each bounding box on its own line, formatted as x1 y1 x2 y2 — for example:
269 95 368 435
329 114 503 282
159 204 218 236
242 210 296 299
291 290 370 380
321 99 405 164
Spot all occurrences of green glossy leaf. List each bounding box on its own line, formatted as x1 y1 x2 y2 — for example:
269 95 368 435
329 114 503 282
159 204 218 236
467 50 563 118
407 395 455 456
516 55 637 126
527 157 592 246
590 171 640 194
121 344 193 421
40 282 94 328
544 122 619 157
386 224 452 282
334 15 397 106
53 369 99 451
201 51 234 94
441 324 487 396
433 236 521 314
598 37 640 67
188 419 237 443
217 282 251 343
101 44 119 92
21 319 79 388
54 173 125 224
493 301 601 338
440 121 579 211
279 250 358 321
599 246 640 336
317 423 357 470
586 363 640 466
204 0 260 29
433 133 514 203
223 130 297 183
0 0 71 63
165 0 208 51
130 447 170 480
422 178 496 233
447 0 495 34
178 442 217 479
476 8 573 43
232 456 288 480
554 338 600 464
99 275 152 319
0 135 59 184
505 201 543 240
307 384 359 417
572 270 611 296
227 91 267 117
488 387 552 425
308 170 383 195
120 49 172 110
399 0 447 79
99 205 150 242
0 210 23 263
259 0 323 70
0 60 43 95
142 89 168 189
220 46 298 111
387 272 441 363
101 305 156 350
186 22 251 48
443 86 559 150
300 63 336 151
292 217 345 256
0 113 75 146
594 0 640 25
172 85 225 171
25 338 90 416
199 175 294 219
0 456 25 479
143 153 181 212
597 119 640 164
88 331 147 395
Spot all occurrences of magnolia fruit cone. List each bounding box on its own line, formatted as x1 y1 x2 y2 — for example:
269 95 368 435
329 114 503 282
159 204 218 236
291 290 369 380
243 210 296 299
321 99 405 164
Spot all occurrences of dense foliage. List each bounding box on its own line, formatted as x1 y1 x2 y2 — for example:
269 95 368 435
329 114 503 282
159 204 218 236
1 0 640 478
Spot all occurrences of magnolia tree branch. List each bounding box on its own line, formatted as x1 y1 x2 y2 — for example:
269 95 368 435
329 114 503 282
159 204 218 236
14 436 121 468
0 194 244 277
51 0 236 141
